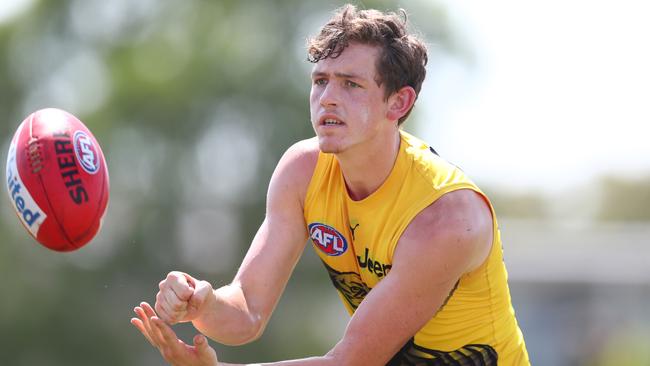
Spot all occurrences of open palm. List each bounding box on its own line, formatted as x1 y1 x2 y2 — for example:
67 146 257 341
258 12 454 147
131 302 218 366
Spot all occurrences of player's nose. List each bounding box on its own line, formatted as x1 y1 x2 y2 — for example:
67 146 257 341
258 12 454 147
319 83 340 107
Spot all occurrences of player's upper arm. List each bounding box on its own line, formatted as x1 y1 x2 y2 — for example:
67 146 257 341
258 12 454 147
232 138 319 331
328 189 494 365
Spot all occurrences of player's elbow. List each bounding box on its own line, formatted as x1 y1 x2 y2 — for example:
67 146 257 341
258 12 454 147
243 324 266 345
218 314 266 346
324 348 369 366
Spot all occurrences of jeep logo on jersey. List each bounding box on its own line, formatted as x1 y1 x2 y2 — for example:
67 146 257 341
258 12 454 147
309 223 348 256
73 130 100 174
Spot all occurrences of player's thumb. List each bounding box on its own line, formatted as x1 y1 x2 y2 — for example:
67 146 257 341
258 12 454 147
188 280 213 313
193 334 217 361
194 334 208 350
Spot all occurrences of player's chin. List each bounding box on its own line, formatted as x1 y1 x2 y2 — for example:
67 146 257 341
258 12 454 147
317 138 343 154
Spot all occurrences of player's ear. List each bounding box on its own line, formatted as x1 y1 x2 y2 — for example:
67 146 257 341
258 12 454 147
386 86 417 122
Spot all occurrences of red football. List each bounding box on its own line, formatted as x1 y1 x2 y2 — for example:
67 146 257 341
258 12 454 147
5 108 109 251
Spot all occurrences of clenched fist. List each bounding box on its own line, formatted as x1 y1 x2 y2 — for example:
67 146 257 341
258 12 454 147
155 271 214 324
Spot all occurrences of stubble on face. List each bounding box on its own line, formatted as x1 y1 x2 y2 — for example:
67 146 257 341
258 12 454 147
309 44 385 156
315 108 371 155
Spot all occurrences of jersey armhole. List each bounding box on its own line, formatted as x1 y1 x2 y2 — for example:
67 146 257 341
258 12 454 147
388 183 490 262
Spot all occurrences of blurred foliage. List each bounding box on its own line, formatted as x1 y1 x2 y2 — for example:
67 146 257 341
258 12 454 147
596 176 650 221
0 0 457 364
586 325 650 366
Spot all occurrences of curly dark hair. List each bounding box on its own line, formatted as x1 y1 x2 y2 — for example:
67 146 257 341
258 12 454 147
307 4 428 125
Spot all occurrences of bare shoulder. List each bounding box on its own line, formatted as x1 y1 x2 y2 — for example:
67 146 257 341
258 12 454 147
280 137 320 173
396 189 493 276
268 137 320 207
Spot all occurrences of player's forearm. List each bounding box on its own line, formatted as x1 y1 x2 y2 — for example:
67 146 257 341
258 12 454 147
218 355 340 366
193 284 263 346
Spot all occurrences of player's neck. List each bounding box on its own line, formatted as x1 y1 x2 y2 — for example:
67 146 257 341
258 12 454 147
337 130 401 201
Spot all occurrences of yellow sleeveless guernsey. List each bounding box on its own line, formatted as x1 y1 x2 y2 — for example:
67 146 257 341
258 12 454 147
304 131 529 365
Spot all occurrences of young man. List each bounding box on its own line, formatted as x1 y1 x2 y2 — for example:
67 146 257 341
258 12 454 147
132 5 530 365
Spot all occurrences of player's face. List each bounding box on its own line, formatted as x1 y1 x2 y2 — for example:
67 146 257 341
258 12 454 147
310 43 392 154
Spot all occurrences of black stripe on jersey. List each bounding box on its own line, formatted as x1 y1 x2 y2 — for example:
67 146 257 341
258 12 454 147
429 146 439 156
387 339 497 366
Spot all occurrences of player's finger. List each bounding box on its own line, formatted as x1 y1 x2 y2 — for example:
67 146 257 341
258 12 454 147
162 272 194 301
146 316 169 347
154 295 172 322
152 316 183 345
155 292 186 324
137 304 170 349
188 280 212 313
134 306 152 333
151 316 189 363
141 301 168 338
182 272 197 289
130 316 155 347
141 301 157 318
155 301 177 324
161 286 189 312
159 279 190 305
135 305 158 344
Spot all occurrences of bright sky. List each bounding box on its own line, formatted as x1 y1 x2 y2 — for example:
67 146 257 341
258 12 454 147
0 0 34 24
417 0 650 192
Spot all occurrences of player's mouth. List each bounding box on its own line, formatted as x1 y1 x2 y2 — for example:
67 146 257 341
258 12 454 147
318 115 345 127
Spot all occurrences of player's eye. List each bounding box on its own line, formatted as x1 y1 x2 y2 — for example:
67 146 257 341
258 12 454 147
345 80 360 88
314 78 327 86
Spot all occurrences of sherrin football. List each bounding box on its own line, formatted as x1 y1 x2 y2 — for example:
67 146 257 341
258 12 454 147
5 108 109 251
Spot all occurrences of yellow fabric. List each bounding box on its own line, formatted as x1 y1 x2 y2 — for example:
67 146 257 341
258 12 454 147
304 131 529 365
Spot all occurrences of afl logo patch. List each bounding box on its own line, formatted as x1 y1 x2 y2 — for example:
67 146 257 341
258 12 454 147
309 223 348 256
73 130 100 174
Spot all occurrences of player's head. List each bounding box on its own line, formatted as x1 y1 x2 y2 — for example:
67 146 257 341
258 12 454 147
307 4 428 125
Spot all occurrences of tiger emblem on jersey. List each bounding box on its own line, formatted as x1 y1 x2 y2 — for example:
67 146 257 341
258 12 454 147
322 261 370 310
